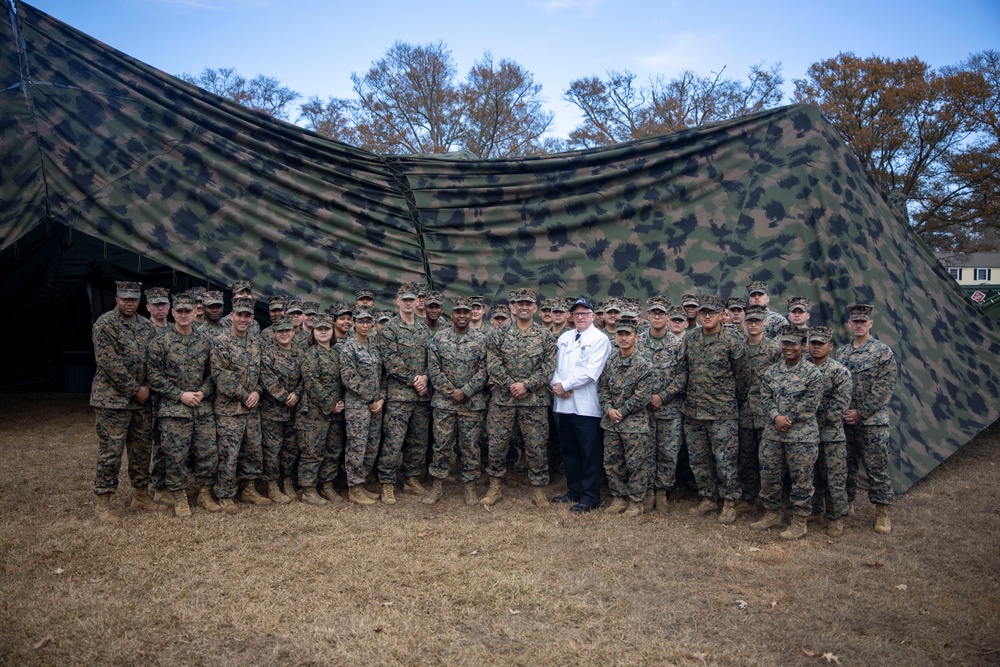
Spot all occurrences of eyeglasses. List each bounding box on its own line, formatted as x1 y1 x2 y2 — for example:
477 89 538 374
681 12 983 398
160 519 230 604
571 312 592 317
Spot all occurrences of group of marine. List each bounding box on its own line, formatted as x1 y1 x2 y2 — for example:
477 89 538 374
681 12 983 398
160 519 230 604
91 278 897 540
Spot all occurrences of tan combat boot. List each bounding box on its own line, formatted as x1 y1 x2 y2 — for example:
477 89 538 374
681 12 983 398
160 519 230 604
348 485 376 506
750 510 784 530
654 489 669 515
780 514 808 540
301 487 328 506
463 482 479 506
623 499 644 517
282 477 298 501
381 483 398 505
605 496 628 514
131 486 169 512
267 480 291 505
734 499 757 516
217 497 239 515
153 487 176 508
688 497 718 516
360 486 381 501
240 482 273 506
319 483 343 503
197 486 221 513
173 489 192 518
422 479 444 505
480 477 503 506
532 487 548 508
717 499 737 524
874 504 891 534
847 501 856 517
403 477 427 496
826 518 844 538
643 492 656 513
94 493 122 524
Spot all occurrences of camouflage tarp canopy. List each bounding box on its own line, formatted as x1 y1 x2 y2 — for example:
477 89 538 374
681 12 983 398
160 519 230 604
1 1 998 492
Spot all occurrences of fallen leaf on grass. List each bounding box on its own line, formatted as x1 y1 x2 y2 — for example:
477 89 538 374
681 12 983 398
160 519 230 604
508 609 520 615
895 584 907 591
685 652 709 662
866 561 883 568
737 600 748 610
33 635 53 649
748 547 762 552
416 533 429 538
468 550 480 556
770 601 778 608
802 648 819 657
380 602 394 607
822 653 840 664
53 568 65 575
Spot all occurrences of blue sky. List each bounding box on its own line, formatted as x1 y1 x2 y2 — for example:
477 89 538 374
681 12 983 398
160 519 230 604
21 0 1000 137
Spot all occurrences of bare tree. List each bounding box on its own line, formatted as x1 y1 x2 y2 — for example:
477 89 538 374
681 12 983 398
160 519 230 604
179 67 300 120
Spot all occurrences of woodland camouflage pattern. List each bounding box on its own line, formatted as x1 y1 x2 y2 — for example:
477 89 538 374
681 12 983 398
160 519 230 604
2 3 999 491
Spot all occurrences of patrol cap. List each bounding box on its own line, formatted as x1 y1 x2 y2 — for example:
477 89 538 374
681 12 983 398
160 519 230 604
744 304 767 321
697 295 724 313
620 306 641 319
354 308 374 321
451 296 473 311
203 290 224 306
116 281 142 299
848 304 874 321
779 326 807 344
603 297 623 313
469 295 485 307
312 313 334 329
188 286 206 302
417 282 431 297
507 289 517 303
746 281 768 295
807 326 834 343
268 296 287 311
491 304 511 319
230 280 253 296
570 297 595 312
551 299 570 313
145 287 169 304
681 293 700 307
647 296 671 312
623 297 641 312
788 296 811 312
302 301 320 315
667 305 687 321
726 296 748 310
271 314 294 331
594 300 605 314
354 287 376 300
511 288 538 303
327 302 353 318
615 317 639 333
540 298 556 310
425 291 444 306
285 300 304 314
397 282 419 299
376 309 393 323
232 297 255 314
171 292 196 311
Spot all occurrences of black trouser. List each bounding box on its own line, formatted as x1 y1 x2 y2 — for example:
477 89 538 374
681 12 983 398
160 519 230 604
558 413 603 506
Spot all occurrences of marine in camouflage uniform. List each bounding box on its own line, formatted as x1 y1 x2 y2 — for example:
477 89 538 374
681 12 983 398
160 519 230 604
640 296 687 508
425 296 489 503
259 314 303 504
682 294 750 522
377 283 432 491
755 327 828 538
219 280 261 337
210 297 268 509
295 314 347 505
484 288 558 503
339 308 385 500
258 295 287 341
834 303 898 534
196 290 227 338
145 286 171 498
737 304 782 505
602 298 623 341
807 326 854 532
746 281 788 340
599 318 654 514
146 292 218 516
91 281 161 521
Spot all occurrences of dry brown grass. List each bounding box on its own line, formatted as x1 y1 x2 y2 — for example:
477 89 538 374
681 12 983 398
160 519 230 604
0 392 997 666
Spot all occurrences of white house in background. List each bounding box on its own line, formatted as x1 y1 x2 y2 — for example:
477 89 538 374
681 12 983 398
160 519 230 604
935 252 1000 285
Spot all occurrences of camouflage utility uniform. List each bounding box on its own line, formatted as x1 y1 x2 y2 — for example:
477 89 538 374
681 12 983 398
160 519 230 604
259 342 303 484
599 348 654 502
377 317 432 484
91 307 157 494
737 337 781 502
210 330 264 499
146 326 217 492
295 343 344 488
427 327 489 483
759 358 827 516
340 337 385 487
812 357 853 519
485 322 557 486
639 330 687 493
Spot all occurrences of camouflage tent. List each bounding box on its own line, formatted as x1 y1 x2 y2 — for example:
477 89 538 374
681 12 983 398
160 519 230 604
2 1 998 492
